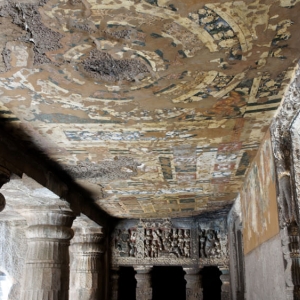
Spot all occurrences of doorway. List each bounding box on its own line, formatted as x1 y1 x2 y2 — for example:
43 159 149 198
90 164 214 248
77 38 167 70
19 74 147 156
118 267 136 300
201 266 222 300
152 266 186 300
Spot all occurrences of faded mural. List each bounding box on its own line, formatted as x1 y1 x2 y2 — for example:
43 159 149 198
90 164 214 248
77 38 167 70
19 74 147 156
240 131 278 254
0 0 299 218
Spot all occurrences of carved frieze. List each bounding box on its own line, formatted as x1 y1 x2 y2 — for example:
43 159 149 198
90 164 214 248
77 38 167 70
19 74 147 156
112 218 229 268
114 220 191 259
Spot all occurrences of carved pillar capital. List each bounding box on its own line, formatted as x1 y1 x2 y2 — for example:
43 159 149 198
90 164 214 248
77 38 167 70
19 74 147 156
71 230 105 253
0 166 10 212
20 207 75 300
183 268 203 300
134 266 153 300
70 217 105 300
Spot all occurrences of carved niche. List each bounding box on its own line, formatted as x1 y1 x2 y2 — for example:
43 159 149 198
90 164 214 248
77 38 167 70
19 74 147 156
199 229 222 259
114 228 137 257
198 220 229 266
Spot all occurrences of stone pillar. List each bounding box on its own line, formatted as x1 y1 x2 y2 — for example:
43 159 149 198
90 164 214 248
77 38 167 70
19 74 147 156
220 268 231 300
110 267 119 300
287 222 300 300
134 266 152 300
20 207 75 300
184 268 203 300
0 166 10 212
69 223 105 300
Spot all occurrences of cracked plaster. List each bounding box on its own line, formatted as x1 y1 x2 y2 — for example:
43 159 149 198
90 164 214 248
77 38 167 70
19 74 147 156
0 0 300 218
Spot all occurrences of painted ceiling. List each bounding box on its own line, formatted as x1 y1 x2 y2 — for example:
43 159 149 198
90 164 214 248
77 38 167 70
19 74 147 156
0 0 299 218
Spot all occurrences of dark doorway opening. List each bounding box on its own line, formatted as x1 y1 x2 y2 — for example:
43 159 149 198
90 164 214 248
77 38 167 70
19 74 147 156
152 266 186 300
201 266 222 300
118 267 136 300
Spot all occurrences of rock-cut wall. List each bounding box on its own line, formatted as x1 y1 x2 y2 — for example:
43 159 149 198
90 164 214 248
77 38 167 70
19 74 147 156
0 220 27 300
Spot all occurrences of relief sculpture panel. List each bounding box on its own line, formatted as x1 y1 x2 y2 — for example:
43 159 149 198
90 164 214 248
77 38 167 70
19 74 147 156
112 217 228 268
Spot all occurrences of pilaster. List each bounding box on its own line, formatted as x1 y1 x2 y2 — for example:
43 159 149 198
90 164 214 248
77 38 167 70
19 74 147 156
134 266 152 300
20 207 75 300
220 268 231 300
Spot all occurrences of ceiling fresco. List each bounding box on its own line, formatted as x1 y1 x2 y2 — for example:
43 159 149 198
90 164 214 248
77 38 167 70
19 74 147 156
0 0 299 218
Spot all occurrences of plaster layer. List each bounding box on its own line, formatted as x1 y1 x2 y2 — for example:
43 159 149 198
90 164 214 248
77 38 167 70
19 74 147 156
0 0 300 217
244 233 287 300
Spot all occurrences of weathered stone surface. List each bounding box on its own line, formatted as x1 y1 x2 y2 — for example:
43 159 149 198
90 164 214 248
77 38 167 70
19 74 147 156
244 233 287 300
20 207 75 300
0 219 27 300
184 268 203 300
70 215 105 300
0 165 10 212
111 217 229 269
134 266 152 300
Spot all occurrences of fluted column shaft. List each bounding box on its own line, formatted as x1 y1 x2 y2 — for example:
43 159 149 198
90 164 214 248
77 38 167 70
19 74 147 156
220 269 231 300
69 231 104 300
135 267 152 300
20 209 75 300
184 268 203 300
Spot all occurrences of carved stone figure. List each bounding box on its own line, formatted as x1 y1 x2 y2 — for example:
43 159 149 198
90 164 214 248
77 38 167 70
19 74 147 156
178 229 185 252
199 230 206 258
145 239 151 257
199 228 223 259
152 229 162 250
115 229 130 257
205 230 217 257
162 229 172 251
129 230 137 257
171 229 182 257
145 229 152 243
184 241 191 258
139 225 191 258
151 240 159 258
